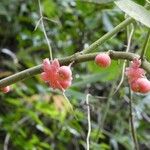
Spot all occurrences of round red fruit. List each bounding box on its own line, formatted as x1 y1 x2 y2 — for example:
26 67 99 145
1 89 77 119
95 53 111 68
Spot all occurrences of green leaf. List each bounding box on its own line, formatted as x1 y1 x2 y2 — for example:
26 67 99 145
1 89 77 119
115 0 150 28
42 0 57 17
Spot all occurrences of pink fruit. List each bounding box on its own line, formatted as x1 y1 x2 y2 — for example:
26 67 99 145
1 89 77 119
136 78 150 93
125 67 145 83
125 58 150 94
130 81 139 92
42 59 61 89
1 86 10 93
95 53 111 68
41 58 73 91
130 78 150 93
58 66 72 80
59 80 72 90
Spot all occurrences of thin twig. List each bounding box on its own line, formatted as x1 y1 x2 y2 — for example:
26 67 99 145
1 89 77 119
140 28 150 60
34 17 42 31
86 94 91 150
38 0 53 60
4 133 10 150
43 17 59 25
129 88 139 150
34 16 59 32
113 62 126 95
113 24 135 95
91 95 107 100
62 92 73 111
62 92 77 119
126 24 135 53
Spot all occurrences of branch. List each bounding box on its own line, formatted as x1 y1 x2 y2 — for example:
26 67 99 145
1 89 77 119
86 94 91 150
37 0 53 60
129 88 139 150
1 51 150 88
4 134 10 150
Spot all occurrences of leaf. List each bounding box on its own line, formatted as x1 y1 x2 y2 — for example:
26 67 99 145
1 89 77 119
42 0 57 17
115 0 150 28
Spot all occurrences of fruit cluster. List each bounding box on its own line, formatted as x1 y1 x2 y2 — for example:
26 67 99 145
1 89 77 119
41 58 72 91
125 58 150 93
2 54 150 94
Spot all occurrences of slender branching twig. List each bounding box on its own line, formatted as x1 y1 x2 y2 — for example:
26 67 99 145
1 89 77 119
38 0 53 60
62 92 74 113
4 134 10 150
86 94 91 150
34 17 43 31
129 88 139 150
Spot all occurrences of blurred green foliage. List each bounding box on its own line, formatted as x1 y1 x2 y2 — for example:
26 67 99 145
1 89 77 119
0 0 150 150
